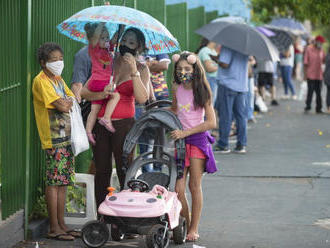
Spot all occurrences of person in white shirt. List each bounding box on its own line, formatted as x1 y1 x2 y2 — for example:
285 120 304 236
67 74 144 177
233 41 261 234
280 44 297 99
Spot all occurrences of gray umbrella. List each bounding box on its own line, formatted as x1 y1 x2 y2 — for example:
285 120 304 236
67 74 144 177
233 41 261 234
263 25 294 52
195 22 279 61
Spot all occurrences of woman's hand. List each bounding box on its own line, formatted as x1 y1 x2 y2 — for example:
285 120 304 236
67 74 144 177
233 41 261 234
122 53 138 73
170 129 188 140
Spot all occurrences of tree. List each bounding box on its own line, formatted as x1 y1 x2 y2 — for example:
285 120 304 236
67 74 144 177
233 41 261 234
250 0 330 25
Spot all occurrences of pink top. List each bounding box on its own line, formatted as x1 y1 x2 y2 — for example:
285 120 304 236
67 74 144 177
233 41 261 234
89 43 114 81
304 45 325 80
176 84 204 130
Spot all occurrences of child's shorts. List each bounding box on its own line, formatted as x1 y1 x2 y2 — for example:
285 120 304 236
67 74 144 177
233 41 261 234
88 79 110 105
185 144 206 167
45 145 75 186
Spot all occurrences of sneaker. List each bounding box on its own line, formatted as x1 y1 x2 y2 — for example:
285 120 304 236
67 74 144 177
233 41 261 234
281 95 289 100
233 145 246 154
214 146 231 154
316 110 325 114
291 95 297 100
271 100 279 106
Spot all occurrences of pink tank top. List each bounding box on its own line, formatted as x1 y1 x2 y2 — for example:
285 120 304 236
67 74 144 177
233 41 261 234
176 84 204 130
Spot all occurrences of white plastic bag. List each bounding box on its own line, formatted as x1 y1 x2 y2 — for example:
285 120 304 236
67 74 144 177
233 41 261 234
70 98 89 156
298 80 307 101
255 95 268 113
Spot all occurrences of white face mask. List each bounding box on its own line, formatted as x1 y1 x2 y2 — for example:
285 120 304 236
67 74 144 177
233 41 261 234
46 60 64 76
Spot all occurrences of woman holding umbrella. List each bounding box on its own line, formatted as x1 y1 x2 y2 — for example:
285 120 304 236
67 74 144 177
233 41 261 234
81 27 149 207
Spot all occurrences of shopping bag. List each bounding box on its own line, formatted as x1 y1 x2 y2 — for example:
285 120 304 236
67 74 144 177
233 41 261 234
255 95 268 113
70 98 89 156
298 80 307 101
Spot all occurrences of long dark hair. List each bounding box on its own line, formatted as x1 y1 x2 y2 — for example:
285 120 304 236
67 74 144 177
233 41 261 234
195 38 210 54
121 28 148 55
173 52 211 109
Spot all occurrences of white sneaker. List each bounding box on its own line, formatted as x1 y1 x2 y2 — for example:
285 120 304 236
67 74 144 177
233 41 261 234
291 95 297 100
281 95 289 100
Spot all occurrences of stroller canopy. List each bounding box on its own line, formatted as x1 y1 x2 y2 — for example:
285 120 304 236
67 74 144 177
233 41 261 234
122 108 185 170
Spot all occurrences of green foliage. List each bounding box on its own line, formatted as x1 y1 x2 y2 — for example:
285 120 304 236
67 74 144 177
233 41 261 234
29 188 47 221
250 0 330 25
65 184 86 214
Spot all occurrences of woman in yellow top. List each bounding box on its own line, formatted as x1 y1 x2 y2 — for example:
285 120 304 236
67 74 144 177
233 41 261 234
32 42 82 241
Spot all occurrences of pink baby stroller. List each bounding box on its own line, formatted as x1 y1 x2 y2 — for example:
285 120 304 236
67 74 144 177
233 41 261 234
81 101 187 248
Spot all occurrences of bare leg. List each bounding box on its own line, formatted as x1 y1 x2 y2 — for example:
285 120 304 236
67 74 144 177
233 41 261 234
57 186 67 231
175 168 190 230
187 158 205 241
271 85 277 100
46 186 61 234
259 86 265 100
86 104 101 144
99 92 120 132
86 104 102 134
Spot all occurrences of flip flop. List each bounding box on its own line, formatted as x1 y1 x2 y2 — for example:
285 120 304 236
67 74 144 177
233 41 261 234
66 229 81 238
47 233 75 241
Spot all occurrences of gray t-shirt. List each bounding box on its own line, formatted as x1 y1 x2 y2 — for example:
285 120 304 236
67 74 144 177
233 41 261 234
71 46 92 85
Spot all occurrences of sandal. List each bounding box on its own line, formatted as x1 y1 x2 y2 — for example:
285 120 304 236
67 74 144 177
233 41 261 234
47 233 75 241
66 229 81 238
99 118 116 133
87 132 96 145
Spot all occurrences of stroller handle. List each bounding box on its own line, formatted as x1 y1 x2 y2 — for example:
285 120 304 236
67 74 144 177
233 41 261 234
145 100 172 111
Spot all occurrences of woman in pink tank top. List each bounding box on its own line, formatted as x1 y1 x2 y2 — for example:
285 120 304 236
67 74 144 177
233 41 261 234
170 51 217 241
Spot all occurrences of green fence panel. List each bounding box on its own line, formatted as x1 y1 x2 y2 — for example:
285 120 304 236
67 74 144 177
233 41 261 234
165 3 188 94
94 0 136 8
188 6 206 53
137 0 166 24
206 10 218 24
27 0 93 215
0 0 25 220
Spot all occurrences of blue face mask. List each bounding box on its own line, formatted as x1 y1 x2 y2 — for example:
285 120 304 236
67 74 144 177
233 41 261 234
177 72 194 84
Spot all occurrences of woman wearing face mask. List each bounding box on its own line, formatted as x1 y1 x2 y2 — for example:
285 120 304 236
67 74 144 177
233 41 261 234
32 42 80 241
81 27 149 208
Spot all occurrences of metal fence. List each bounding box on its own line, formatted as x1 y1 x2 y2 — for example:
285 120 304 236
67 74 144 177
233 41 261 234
0 0 218 235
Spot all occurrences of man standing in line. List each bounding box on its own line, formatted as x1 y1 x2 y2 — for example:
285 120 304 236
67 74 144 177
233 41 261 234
304 35 326 114
214 46 249 154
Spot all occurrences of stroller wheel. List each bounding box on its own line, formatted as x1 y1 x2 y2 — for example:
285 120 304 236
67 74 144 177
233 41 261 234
110 224 124 241
172 216 187 244
81 220 109 248
146 224 170 248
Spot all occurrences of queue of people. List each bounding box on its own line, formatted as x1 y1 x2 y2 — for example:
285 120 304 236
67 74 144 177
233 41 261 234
31 20 328 243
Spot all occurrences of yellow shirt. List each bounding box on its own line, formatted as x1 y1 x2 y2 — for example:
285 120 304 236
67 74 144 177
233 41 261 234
32 71 74 149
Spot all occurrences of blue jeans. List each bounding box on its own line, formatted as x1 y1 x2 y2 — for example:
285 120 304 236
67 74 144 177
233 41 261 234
207 76 218 106
217 85 247 148
246 77 255 120
280 65 295 95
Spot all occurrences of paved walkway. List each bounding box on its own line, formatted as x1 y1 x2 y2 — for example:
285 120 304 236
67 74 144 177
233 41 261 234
13 83 330 247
